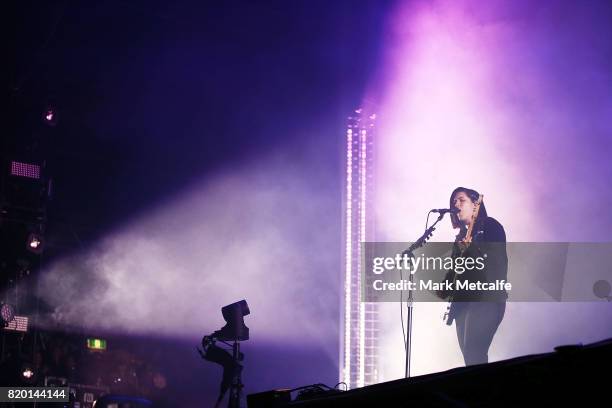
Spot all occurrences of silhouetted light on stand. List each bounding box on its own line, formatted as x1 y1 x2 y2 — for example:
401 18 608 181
198 300 250 408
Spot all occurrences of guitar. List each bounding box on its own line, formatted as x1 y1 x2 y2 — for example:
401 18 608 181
442 194 483 325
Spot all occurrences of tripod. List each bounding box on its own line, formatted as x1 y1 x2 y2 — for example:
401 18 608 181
227 340 244 408
199 336 245 408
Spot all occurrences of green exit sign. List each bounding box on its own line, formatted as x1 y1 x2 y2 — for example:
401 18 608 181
86 338 107 351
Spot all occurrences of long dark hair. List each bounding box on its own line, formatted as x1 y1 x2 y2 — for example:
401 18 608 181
449 187 488 230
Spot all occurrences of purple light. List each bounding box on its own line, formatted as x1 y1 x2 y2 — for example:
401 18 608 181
342 112 378 389
370 0 612 381
343 126 353 386
10 161 41 179
26 233 44 254
1 303 15 323
42 106 58 126
3 315 28 332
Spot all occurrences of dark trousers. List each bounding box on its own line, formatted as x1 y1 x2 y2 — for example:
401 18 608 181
454 301 506 366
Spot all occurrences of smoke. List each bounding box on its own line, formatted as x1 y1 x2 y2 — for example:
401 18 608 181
37 144 340 361
25 0 612 385
372 0 612 379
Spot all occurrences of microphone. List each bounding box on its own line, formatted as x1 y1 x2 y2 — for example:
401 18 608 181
431 208 459 214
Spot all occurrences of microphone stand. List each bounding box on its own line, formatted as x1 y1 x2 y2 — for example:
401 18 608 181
402 211 447 378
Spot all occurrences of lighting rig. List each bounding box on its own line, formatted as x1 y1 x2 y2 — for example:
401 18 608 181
1 108 52 381
198 300 250 408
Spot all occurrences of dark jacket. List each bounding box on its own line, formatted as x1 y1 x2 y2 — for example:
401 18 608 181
441 216 508 301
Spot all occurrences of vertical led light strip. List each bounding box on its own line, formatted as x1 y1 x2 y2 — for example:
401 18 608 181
358 128 367 388
342 111 377 389
343 127 353 387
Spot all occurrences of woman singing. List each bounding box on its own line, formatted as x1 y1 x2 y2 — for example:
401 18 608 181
443 187 508 366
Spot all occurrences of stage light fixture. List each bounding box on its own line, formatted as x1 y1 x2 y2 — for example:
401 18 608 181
26 232 44 254
1 303 16 326
10 160 41 180
28 235 41 248
213 299 250 341
42 105 59 126
3 315 29 332
19 363 37 385
198 300 250 408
